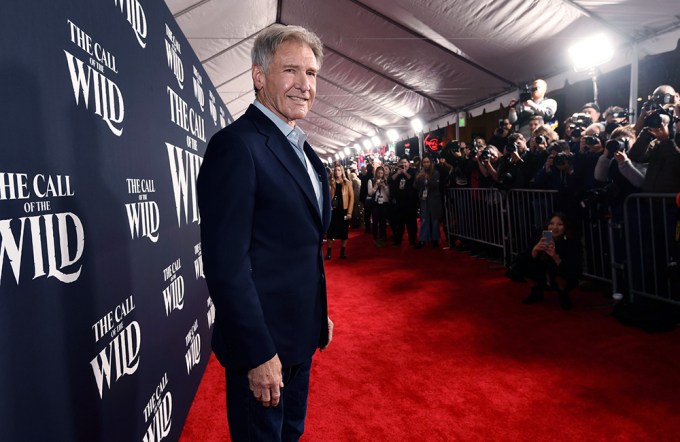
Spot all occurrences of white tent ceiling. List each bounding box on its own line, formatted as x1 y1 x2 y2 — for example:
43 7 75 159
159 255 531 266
166 0 680 156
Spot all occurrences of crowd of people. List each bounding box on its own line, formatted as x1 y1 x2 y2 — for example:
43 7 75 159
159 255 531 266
325 81 680 308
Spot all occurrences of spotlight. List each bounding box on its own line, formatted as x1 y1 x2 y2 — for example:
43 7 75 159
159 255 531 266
411 118 423 133
386 129 399 142
362 139 372 150
371 136 381 147
568 33 614 72
353 143 361 150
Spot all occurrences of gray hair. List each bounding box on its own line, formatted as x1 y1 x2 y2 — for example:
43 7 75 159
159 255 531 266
252 24 324 72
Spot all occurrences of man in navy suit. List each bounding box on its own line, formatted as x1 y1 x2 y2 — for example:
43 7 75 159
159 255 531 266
197 24 333 441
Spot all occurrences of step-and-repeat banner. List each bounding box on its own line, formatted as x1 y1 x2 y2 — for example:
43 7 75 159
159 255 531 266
0 1 232 440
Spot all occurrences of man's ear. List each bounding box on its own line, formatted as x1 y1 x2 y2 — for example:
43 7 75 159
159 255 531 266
252 65 265 92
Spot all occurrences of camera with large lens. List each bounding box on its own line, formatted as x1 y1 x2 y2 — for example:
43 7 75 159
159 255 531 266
643 105 669 129
535 135 547 145
467 146 478 160
643 93 674 111
479 148 490 161
506 142 518 156
569 113 593 138
584 135 600 146
605 138 628 158
553 152 572 168
519 84 536 102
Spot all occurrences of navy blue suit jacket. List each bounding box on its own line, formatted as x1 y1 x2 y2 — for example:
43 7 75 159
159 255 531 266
197 105 331 371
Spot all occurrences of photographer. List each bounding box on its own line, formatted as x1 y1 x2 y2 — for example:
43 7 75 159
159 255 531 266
389 156 418 246
574 122 607 191
487 118 514 151
527 125 558 186
603 106 630 136
628 86 680 193
508 79 558 139
565 113 593 153
594 125 646 208
494 133 531 189
633 85 679 136
474 145 501 188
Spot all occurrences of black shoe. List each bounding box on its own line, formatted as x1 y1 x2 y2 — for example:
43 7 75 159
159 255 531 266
340 248 347 259
325 250 332 260
431 240 439 248
559 291 573 310
415 241 425 249
522 287 544 304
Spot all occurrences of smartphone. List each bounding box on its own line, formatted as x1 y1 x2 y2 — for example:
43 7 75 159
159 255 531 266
542 230 553 243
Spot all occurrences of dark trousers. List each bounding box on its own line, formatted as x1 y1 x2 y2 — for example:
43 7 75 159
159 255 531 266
393 202 417 244
372 203 388 240
225 359 312 442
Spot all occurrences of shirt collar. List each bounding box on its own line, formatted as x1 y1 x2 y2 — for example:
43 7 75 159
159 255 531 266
253 100 307 151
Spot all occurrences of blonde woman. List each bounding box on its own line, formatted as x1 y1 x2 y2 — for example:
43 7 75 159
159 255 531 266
326 164 354 259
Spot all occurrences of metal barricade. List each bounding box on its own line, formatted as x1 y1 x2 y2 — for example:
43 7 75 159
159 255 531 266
445 188 506 257
580 207 613 283
505 189 557 262
624 193 679 305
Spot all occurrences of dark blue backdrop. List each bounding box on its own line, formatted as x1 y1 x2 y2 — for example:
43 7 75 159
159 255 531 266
0 1 230 440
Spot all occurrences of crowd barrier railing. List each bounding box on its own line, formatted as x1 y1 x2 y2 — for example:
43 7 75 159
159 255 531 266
624 193 679 305
445 188 679 306
444 188 506 260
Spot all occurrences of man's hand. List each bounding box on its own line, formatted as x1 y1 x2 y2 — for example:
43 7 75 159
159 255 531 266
248 354 284 407
321 316 334 351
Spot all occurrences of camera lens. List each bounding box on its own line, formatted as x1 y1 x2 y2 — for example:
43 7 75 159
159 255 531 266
585 135 599 146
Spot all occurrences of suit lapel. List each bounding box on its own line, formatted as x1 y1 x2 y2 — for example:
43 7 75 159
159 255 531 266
246 106 323 228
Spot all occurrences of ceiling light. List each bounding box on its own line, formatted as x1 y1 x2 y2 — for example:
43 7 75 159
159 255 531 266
362 139 372 150
568 33 614 72
339 151 345 159
411 118 423 133
371 136 381 147
344 147 351 155
386 129 399 142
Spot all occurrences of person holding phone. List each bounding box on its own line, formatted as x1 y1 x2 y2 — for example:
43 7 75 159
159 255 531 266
521 212 582 309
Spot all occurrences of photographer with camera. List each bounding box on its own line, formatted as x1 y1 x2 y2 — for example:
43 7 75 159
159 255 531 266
594 125 645 206
487 118 514 151
565 113 593 153
581 102 602 123
474 145 501 188
574 122 607 191
493 133 531 190
508 79 558 139
388 156 418 246
628 85 680 193
603 106 630 135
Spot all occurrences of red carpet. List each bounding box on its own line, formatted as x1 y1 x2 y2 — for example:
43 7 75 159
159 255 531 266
180 229 680 441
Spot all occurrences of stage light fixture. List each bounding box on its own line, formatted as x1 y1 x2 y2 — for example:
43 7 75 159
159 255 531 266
386 129 399 142
411 118 423 133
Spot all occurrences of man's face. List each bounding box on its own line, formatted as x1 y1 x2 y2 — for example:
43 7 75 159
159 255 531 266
528 119 540 134
582 107 601 122
532 80 546 100
399 159 409 169
252 40 318 126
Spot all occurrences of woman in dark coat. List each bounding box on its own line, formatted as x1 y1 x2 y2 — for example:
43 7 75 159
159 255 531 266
414 155 442 248
326 164 354 259
522 212 582 309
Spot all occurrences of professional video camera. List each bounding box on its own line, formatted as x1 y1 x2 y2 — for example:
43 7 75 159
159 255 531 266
519 84 537 102
569 113 593 138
